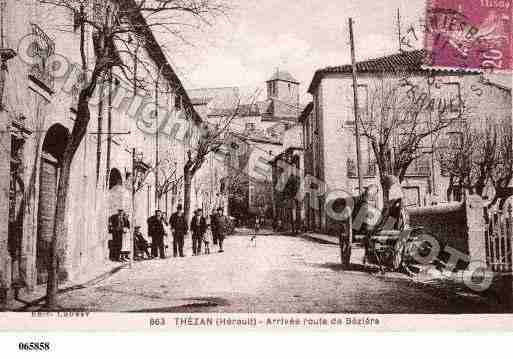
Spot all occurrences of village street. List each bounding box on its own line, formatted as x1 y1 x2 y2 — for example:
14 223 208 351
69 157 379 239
10 234 500 313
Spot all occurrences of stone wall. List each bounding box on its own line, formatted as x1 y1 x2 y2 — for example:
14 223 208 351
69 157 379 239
408 202 468 254
408 195 487 269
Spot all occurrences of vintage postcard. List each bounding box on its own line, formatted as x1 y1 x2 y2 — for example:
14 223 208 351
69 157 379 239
0 0 512 332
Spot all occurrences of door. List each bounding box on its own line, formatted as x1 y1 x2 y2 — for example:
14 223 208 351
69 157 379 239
36 154 58 284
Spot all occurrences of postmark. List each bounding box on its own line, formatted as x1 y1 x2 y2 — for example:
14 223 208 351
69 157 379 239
424 0 512 70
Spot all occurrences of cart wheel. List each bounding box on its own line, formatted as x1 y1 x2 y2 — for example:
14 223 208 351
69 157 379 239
393 239 405 271
402 262 421 277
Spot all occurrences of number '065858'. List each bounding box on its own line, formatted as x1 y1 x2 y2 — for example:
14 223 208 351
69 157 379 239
18 342 50 351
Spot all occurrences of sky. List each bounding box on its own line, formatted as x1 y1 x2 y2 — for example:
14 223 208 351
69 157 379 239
159 0 426 101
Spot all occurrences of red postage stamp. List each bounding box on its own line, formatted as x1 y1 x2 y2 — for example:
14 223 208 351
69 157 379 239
424 0 512 70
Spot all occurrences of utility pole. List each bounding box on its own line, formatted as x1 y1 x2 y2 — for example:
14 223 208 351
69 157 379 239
349 18 364 195
397 8 402 52
129 147 135 269
106 69 113 183
155 66 164 210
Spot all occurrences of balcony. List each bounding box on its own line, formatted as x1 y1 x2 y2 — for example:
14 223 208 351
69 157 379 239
28 24 55 91
347 158 376 178
405 158 431 177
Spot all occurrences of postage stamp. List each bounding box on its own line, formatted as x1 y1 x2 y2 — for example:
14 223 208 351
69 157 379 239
424 0 512 70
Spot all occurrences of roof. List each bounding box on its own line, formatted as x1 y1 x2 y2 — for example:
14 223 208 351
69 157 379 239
267 69 299 84
188 87 239 106
307 49 481 94
230 130 283 146
206 100 271 118
120 0 201 123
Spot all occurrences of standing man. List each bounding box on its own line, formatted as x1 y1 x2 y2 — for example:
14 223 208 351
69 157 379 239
210 209 218 248
147 209 166 259
169 204 188 257
215 207 227 253
190 209 207 255
108 209 130 262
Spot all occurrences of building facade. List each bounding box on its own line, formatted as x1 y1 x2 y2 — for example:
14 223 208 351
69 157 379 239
270 123 304 232
0 0 204 300
303 50 512 233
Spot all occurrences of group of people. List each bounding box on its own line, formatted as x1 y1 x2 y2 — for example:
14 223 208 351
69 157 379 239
108 205 228 262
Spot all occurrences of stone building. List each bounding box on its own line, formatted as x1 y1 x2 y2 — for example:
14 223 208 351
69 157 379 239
270 123 304 232
188 69 302 223
0 0 203 301
302 49 512 233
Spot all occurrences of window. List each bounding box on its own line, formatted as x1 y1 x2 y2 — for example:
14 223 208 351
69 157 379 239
348 135 375 177
447 131 463 147
244 123 255 132
440 131 463 177
269 81 277 97
405 153 431 176
403 186 420 207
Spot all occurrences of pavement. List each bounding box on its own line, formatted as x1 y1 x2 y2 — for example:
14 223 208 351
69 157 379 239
5 233 505 313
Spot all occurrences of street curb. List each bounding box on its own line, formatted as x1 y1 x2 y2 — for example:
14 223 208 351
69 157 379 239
301 233 340 246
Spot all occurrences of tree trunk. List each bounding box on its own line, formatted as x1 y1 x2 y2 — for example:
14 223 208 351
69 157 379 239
183 172 192 223
46 94 91 309
380 174 390 203
45 151 72 309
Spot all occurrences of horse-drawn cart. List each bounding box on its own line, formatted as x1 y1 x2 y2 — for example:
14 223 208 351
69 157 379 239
338 193 432 275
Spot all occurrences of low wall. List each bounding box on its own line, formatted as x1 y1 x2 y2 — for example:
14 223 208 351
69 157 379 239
408 202 468 255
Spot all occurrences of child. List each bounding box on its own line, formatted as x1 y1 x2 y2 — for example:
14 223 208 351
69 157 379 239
203 217 212 254
250 216 260 247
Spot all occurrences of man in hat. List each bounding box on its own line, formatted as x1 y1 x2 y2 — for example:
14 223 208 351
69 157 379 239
108 209 130 262
210 209 219 246
214 207 227 252
190 208 207 255
147 209 166 259
169 204 188 257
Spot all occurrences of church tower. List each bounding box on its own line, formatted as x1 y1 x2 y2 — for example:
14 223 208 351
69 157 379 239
266 69 300 120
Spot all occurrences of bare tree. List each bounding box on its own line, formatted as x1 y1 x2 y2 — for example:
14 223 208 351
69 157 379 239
359 77 463 201
438 118 513 204
37 0 229 308
182 104 239 221
489 119 513 205
155 154 182 201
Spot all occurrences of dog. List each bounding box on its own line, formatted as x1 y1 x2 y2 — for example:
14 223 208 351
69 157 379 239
249 226 260 247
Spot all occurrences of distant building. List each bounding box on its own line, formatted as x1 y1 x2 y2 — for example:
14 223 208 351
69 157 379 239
189 69 302 222
270 123 304 232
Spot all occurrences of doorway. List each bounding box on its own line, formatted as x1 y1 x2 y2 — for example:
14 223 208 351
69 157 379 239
36 124 69 284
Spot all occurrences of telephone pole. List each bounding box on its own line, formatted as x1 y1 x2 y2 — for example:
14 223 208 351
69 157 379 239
349 18 364 195
397 8 402 52
155 66 164 210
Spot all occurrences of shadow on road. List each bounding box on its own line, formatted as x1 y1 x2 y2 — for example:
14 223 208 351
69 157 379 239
9 264 127 312
127 297 230 313
313 262 369 272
